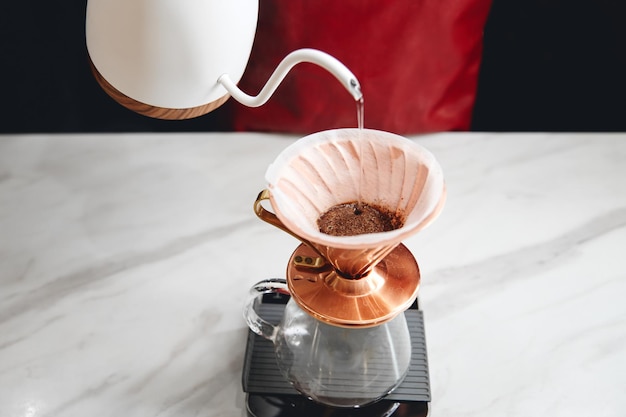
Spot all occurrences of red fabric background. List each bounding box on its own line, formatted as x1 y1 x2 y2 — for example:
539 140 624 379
230 0 492 134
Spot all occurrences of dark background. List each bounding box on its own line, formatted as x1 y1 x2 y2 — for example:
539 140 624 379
472 0 626 132
2 0 625 133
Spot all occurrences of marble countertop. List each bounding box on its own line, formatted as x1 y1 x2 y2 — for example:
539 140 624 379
0 131 624 416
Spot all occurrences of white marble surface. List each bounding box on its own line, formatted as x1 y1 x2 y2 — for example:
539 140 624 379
0 132 625 416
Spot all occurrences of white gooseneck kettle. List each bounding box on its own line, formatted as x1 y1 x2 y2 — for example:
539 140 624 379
85 0 362 119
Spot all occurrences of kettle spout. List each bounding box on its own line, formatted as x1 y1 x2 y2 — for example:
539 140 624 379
217 48 362 108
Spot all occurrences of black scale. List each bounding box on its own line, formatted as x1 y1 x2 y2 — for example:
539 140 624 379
242 292 431 417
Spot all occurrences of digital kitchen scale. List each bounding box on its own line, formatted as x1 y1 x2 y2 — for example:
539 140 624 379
242 292 431 417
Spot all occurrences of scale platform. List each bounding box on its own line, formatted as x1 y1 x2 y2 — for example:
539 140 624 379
242 292 431 417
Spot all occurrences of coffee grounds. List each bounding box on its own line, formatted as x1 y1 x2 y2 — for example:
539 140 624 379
317 202 404 236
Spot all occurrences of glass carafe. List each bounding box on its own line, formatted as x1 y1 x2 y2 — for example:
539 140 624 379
244 279 412 408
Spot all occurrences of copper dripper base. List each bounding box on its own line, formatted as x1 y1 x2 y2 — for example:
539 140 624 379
286 243 420 327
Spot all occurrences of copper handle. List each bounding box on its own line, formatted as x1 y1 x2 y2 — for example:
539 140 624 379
254 189 326 268
254 189 294 237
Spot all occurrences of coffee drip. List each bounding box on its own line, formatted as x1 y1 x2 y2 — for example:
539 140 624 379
246 128 444 407
254 128 446 326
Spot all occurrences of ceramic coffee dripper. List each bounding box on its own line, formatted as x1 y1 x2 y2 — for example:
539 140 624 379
245 128 446 407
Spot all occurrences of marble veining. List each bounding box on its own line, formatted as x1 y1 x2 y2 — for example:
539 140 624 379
1 132 625 416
